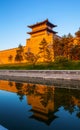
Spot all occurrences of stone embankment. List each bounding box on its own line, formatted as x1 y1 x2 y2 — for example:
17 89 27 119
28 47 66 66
0 70 80 79
0 70 80 88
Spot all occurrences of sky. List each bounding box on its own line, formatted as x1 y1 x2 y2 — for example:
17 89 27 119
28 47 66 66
0 0 80 50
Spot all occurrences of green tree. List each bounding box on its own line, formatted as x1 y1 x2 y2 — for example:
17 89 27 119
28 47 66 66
45 45 53 62
39 38 53 62
53 34 73 60
61 34 74 59
8 55 13 62
74 28 80 45
75 28 80 37
53 37 63 58
70 44 80 60
54 56 69 68
15 44 24 62
25 51 39 65
39 38 48 61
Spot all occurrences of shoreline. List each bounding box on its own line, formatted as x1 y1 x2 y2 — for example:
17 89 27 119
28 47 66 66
0 70 80 89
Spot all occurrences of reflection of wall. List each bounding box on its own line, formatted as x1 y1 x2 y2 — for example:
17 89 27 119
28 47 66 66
0 80 17 93
0 80 55 121
0 80 80 109
1 80 80 109
1 79 80 123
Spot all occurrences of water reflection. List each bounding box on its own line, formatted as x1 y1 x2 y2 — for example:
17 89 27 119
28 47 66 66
0 80 80 130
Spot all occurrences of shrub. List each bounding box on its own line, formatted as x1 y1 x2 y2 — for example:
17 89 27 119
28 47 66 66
54 56 69 68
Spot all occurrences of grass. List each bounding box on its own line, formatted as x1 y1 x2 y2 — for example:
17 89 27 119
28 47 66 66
0 61 80 70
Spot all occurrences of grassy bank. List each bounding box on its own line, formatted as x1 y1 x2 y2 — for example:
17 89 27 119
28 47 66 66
0 61 80 70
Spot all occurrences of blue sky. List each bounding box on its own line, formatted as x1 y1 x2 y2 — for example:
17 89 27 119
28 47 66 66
0 0 80 50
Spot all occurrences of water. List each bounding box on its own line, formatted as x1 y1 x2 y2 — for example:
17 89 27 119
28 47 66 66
0 79 80 130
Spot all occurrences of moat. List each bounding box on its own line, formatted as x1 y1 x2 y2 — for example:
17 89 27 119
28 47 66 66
0 79 80 130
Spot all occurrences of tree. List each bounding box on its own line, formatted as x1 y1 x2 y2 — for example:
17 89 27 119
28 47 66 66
54 56 69 68
53 34 74 60
39 38 48 61
25 51 39 65
39 38 53 62
75 28 80 37
15 44 24 62
70 44 80 60
8 55 13 62
61 34 74 59
45 45 53 62
74 29 80 45
53 37 63 58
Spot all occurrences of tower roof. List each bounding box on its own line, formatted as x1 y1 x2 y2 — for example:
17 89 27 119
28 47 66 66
27 28 57 34
28 19 57 28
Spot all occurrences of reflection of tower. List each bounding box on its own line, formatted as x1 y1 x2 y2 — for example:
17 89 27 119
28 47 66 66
27 85 58 125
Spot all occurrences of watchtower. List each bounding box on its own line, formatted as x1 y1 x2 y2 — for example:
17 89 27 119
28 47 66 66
26 19 57 54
